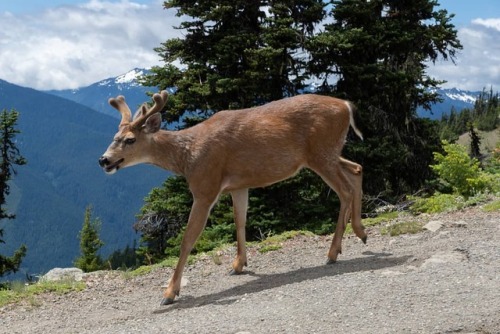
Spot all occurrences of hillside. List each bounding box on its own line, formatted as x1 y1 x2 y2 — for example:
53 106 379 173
0 203 499 333
0 79 166 277
457 127 500 154
45 69 156 119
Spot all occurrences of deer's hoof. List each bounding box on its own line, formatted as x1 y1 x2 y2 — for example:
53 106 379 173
160 297 175 306
361 235 368 244
229 269 242 276
326 259 337 265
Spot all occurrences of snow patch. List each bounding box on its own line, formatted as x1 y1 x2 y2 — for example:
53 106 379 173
445 92 477 104
115 69 144 85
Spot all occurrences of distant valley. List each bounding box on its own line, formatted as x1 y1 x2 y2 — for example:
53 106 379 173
0 77 166 278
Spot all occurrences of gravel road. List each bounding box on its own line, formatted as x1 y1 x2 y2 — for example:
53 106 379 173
1 205 499 334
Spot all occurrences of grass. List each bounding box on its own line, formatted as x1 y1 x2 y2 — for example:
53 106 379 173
483 199 500 212
124 256 195 279
257 230 314 253
344 211 399 235
380 221 424 237
0 279 85 308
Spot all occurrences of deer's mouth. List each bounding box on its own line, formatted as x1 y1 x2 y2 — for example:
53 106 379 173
104 158 124 174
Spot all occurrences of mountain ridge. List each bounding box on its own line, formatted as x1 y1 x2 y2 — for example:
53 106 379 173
47 68 481 121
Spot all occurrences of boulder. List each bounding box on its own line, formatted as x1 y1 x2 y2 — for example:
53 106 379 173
42 267 84 282
423 220 444 232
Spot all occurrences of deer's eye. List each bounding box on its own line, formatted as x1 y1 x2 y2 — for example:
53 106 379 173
124 138 136 145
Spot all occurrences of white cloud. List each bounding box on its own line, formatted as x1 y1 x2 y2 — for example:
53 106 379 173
0 0 182 90
428 17 500 91
471 18 500 31
3 2 499 92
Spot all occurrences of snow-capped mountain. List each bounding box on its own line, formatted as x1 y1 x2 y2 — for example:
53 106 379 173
47 68 480 121
418 88 480 120
46 68 158 119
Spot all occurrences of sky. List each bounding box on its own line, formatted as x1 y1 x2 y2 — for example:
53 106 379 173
0 0 499 91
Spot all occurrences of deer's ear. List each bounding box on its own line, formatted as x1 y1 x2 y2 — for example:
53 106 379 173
143 113 162 133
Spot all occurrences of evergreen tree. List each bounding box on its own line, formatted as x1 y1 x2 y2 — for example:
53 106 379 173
105 241 143 270
142 0 325 120
0 108 27 278
474 88 499 131
307 0 462 196
75 206 104 272
468 123 482 161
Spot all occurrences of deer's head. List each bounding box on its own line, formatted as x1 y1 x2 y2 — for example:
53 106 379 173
98 91 168 174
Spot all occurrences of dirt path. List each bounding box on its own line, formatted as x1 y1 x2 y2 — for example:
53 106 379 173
1 205 499 334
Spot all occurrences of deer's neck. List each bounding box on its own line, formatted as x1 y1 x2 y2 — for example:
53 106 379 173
150 130 194 176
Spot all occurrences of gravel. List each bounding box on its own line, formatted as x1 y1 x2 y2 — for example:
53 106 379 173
1 205 499 334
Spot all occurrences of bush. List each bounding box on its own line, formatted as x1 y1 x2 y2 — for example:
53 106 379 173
431 141 495 197
411 193 465 214
164 223 235 257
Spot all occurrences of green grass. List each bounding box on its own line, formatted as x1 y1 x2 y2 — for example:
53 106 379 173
380 221 424 236
0 279 85 308
344 211 399 235
410 193 465 214
124 256 194 278
483 199 500 212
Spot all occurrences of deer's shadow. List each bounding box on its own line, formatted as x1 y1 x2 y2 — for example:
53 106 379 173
153 252 409 314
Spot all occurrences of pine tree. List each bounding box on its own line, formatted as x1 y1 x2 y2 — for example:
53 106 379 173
0 108 27 278
307 0 462 196
142 0 325 120
75 206 104 272
468 123 482 161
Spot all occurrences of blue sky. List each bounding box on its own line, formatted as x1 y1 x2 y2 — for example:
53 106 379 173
1 0 499 91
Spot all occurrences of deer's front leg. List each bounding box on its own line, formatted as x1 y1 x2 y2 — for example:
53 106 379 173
161 197 216 305
229 189 249 275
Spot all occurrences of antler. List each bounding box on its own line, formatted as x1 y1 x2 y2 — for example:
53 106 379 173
108 95 132 128
130 90 168 130
108 90 168 130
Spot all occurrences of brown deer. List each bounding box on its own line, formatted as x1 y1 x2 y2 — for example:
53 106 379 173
99 91 367 305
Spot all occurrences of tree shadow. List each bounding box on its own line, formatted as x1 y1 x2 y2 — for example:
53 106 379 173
153 252 410 314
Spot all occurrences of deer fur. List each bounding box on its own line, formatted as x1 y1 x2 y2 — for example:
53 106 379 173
99 91 367 305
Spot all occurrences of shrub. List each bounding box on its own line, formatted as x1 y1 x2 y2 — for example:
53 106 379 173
431 141 494 197
410 193 465 214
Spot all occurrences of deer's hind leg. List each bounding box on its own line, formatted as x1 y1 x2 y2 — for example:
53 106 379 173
309 156 365 263
340 157 366 244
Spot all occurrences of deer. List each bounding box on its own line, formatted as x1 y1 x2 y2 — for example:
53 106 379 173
99 91 367 305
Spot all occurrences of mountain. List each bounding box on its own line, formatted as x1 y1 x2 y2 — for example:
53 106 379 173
417 88 480 119
46 68 158 119
47 68 480 121
0 79 167 278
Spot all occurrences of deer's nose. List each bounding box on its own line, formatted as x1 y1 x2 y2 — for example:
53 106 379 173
99 156 109 167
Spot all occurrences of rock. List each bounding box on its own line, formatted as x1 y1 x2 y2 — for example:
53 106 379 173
451 220 468 228
423 220 444 232
41 267 84 282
